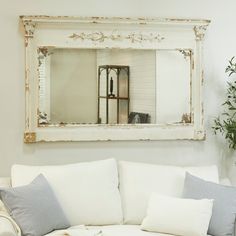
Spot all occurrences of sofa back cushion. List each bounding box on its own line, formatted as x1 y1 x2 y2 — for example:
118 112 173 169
119 161 219 224
11 159 123 226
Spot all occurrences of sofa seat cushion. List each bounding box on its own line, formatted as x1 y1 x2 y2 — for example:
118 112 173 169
87 225 213 236
88 225 170 236
45 225 213 236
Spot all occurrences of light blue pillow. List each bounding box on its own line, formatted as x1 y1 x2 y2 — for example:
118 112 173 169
0 174 70 236
183 173 236 236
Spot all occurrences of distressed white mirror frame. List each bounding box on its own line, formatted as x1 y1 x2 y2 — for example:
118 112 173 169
21 16 210 143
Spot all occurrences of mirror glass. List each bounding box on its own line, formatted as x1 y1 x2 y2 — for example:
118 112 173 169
38 48 192 126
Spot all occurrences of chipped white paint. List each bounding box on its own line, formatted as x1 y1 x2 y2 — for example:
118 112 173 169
194 25 208 41
21 16 210 142
69 31 165 43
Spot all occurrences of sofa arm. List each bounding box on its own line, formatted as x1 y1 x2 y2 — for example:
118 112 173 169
0 216 19 236
0 178 20 236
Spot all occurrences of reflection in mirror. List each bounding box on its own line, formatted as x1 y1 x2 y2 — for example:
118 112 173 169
156 50 192 124
98 65 130 124
38 48 192 126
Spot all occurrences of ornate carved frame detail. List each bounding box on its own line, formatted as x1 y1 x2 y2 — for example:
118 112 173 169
21 16 210 142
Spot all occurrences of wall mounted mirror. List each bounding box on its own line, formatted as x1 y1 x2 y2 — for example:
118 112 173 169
21 16 210 142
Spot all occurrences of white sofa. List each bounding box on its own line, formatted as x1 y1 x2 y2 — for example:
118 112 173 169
0 159 232 236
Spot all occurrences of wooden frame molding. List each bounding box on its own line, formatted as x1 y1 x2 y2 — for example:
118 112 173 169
21 16 210 142
24 132 36 143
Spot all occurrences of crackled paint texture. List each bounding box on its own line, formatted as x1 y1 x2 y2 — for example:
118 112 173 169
22 16 207 142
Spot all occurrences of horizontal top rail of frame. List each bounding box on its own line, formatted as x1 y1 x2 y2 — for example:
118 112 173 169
20 15 211 26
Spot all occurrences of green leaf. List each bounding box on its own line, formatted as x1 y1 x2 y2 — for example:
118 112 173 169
213 56 236 149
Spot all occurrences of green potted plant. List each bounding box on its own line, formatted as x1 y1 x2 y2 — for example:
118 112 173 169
213 57 236 149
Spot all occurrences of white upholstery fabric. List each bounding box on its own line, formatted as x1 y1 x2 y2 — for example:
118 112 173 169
141 194 213 236
44 225 102 236
0 178 19 236
0 177 11 188
1 171 232 236
119 161 219 224
87 225 213 236
11 159 123 226
0 201 21 236
0 217 18 236
220 178 232 186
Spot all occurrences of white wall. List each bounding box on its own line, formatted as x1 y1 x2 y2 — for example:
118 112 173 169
156 50 191 124
0 0 235 181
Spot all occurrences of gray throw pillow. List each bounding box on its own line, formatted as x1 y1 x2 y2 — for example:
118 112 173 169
0 174 70 236
183 173 236 236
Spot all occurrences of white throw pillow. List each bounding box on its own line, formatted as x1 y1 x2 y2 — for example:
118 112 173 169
119 161 218 224
141 193 213 236
11 159 123 226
